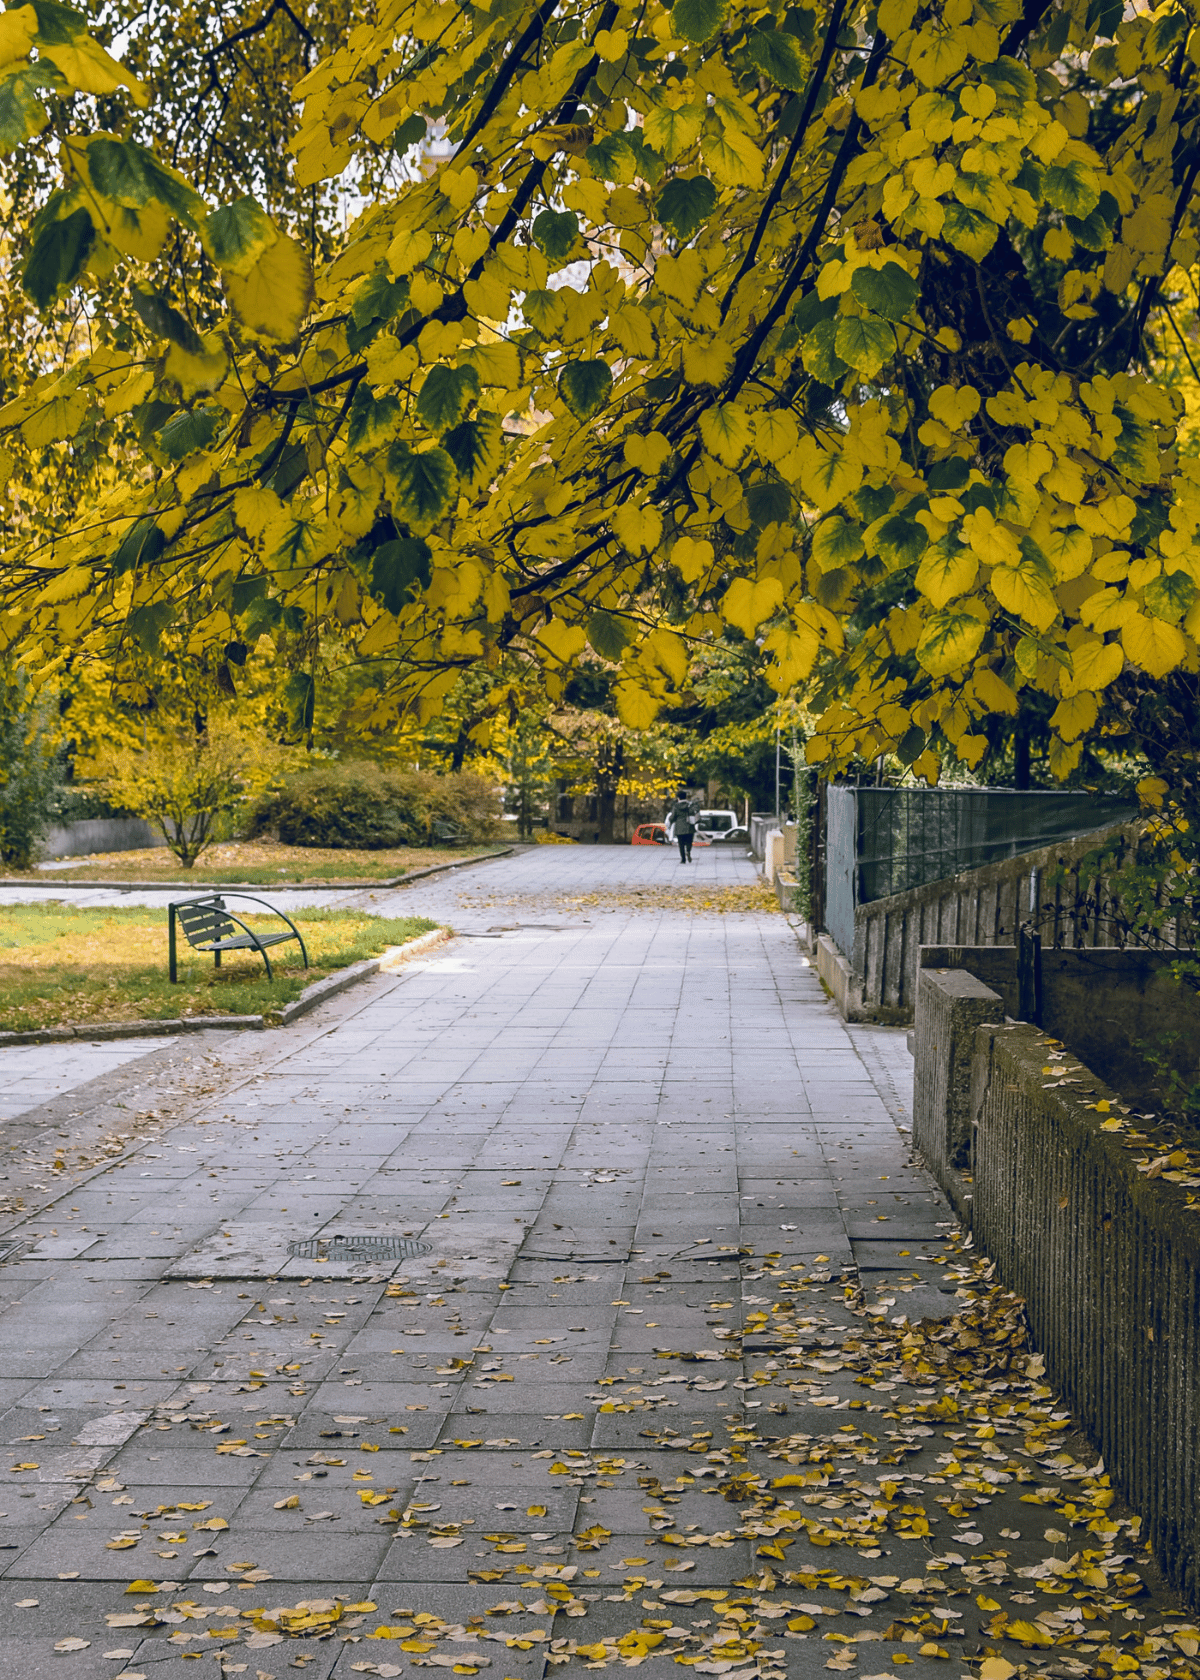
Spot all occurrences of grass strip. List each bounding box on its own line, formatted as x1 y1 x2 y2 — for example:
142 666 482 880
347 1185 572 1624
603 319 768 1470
0 903 439 1032
10 839 501 886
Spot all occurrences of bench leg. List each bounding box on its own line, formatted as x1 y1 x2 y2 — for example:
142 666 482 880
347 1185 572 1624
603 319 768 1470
214 948 221 969
169 907 177 984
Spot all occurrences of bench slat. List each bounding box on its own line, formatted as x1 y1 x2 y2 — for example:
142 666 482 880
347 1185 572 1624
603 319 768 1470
169 893 308 984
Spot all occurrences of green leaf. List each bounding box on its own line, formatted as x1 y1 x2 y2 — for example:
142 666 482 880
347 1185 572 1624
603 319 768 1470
0 63 62 154
926 457 970 491
897 725 926 765
114 519 164 574
1129 494 1169 546
231 574 269 617
791 289 837 335
746 479 792 528
672 0 725 41
979 57 1037 106
1065 207 1112 251
1145 3 1187 54
386 443 458 528
1111 405 1160 482
156 405 222 461
347 386 402 453
523 288 566 334
813 515 865 568
283 670 315 735
855 482 894 521
268 441 309 498
203 195 275 271
128 600 173 654
531 209 579 261
644 100 704 160
23 201 95 309
800 317 849 384
917 607 987 675
1144 568 1196 623
850 261 918 322
559 359 612 420
348 269 408 351
656 174 717 239
393 112 427 151
370 536 431 612
87 138 200 225
942 201 999 261
27 0 86 44
586 133 638 183
416 363 481 433
834 315 894 376
871 514 928 568
131 287 204 355
623 127 665 186
587 609 634 661
747 28 806 90
1042 159 1100 218
442 411 502 487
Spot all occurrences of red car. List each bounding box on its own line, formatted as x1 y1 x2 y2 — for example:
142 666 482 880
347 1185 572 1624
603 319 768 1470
631 823 668 845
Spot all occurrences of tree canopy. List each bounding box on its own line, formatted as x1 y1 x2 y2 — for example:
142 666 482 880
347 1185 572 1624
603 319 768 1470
2 0 1200 801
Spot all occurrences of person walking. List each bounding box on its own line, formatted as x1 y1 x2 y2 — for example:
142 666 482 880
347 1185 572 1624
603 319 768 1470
668 788 699 862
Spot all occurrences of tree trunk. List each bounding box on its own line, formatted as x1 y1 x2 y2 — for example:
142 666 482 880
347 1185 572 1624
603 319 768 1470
594 736 624 844
1013 728 1030 791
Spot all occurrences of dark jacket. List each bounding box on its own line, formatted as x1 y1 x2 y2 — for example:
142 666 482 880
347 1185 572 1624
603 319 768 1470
669 799 698 835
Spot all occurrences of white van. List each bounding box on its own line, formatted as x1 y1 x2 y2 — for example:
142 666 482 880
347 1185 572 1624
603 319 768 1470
694 809 747 845
665 808 747 845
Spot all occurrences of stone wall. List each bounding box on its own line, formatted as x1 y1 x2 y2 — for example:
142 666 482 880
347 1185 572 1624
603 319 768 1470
917 946 1200 1112
38 816 161 860
970 1022 1200 1610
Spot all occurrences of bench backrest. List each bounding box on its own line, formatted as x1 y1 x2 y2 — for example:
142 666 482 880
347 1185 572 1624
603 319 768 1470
176 897 236 948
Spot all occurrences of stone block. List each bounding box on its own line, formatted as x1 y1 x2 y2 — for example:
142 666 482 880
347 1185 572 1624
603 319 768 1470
912 966 1004 1200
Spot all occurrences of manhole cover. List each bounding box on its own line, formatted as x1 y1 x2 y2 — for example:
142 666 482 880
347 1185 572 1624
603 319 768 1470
287 1236 431 1261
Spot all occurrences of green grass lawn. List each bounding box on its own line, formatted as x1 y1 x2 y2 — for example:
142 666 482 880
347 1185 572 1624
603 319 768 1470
0 903 440 1032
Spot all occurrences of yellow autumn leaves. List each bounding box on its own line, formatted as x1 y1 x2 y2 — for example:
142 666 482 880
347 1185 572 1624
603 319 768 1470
4 0 1200 795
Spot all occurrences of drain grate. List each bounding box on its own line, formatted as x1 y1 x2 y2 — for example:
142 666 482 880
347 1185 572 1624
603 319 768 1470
0 1239 28 1264
287 1235 431 1261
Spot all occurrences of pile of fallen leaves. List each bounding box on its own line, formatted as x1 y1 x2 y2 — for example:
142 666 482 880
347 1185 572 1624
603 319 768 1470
465 883 780 918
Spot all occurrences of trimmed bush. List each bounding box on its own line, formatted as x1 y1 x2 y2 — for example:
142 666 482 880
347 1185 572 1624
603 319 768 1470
249 764 502 849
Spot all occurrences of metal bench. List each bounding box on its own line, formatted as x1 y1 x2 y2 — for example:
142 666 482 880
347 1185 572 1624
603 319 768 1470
168 893 309 984
431 818 467 844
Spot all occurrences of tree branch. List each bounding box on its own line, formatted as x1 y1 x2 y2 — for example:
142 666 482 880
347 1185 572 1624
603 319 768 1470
720 0 850 321
724 28 890 404
453 0 561 156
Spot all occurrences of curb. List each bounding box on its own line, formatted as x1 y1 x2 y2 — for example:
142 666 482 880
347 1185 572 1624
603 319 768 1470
0 927 453 1047
0 847 512 894
276 926 451 1025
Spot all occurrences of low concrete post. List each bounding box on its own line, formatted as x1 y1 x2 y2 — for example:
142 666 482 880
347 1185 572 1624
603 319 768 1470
912 967 1004 1205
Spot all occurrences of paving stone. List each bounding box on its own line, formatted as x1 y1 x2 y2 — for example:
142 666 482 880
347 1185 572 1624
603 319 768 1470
0 845 1185 1666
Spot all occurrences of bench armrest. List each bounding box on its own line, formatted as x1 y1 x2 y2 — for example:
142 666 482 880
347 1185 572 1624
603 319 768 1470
218 893 309 968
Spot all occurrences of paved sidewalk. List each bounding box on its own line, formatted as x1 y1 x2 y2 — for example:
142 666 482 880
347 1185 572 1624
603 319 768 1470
0 847 1188 1678
0 1038 177 1125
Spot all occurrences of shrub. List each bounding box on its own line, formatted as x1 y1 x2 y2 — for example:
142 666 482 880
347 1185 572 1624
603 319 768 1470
98 716 293 868
250 763 502 848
